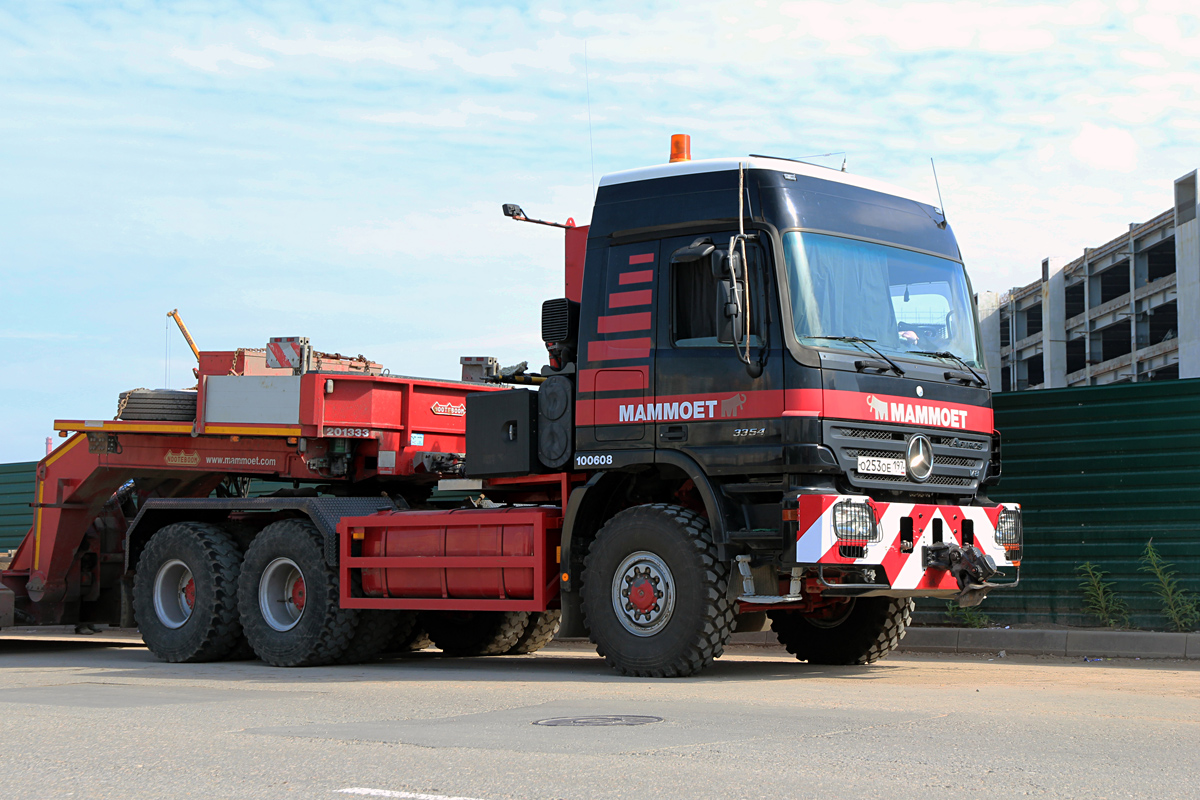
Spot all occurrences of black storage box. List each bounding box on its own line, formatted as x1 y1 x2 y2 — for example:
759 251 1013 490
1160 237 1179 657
465 389 540 478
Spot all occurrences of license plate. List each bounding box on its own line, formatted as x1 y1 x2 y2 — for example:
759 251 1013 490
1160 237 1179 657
857 455 906 476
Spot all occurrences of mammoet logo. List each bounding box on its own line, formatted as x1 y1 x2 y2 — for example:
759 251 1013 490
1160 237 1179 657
431 401 466 417
864 394 971 430
866 394 889 421
164 450 200 467
720 393 747 418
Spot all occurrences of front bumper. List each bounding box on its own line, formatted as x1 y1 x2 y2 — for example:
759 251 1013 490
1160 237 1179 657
786 493 1020 597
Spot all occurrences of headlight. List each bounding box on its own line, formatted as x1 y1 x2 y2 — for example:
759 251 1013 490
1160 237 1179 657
833 501 881 546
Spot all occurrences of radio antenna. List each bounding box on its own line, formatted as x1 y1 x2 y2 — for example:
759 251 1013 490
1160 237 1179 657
930 157 948 229
584 41 596 195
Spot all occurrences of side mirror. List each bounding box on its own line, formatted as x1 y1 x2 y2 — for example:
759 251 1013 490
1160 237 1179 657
710 249 744 280
717 278 743 344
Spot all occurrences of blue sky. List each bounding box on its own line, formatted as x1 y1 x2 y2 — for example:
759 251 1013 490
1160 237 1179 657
1 1 1198 461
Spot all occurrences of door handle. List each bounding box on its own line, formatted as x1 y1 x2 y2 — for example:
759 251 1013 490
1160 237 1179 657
660 424 688 442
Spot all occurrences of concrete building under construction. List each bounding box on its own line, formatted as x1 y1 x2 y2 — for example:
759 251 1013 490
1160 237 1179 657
978 169 1199 391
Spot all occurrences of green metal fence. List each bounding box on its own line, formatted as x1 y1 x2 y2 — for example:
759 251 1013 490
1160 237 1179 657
916 377 1200 630
4 380 1199 629
0 461 37 552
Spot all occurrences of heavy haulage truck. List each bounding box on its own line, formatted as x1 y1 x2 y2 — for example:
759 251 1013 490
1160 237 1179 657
0 137 1021 677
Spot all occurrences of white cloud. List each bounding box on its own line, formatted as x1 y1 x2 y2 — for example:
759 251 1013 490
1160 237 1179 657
1120 49 1170 69
777 1 1081 54
1068 123 1140 172
252 31 578 77
252 31 439 70
363 101 537 128
171 44 273 73
363 109 470 128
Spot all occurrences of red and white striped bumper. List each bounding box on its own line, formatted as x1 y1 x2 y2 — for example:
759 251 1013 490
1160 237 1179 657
789 494 1020 592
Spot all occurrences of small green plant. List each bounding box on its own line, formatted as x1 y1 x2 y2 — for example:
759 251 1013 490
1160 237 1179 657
944 602 990 628
1139 540 1200 632
1076 562 1129 628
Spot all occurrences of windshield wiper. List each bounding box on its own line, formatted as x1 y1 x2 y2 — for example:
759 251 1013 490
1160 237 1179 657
805 336 905 377
909 350 986 387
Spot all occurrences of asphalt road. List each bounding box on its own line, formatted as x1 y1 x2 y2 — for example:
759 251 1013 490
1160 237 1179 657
1 630 1198 800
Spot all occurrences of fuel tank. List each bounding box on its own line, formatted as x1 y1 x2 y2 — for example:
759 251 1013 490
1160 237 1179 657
359 507 559 600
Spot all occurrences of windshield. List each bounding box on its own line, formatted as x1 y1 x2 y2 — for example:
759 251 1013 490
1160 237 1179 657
782 231 983 367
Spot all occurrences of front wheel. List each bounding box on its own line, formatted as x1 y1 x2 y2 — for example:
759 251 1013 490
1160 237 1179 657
581 504 734 678
769 597 913 665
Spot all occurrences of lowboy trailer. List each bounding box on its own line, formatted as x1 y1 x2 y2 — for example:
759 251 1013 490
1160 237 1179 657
0 137 1020 676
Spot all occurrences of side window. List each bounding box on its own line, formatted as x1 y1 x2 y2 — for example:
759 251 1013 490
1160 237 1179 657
673 259 720 346
671 242 763 347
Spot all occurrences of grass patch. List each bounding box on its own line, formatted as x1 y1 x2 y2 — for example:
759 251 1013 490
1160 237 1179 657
944 602 991 628
1076 562 1130 628
1139 540 1200 633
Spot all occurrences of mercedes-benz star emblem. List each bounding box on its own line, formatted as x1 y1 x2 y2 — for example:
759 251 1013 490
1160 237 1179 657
906 434 934 482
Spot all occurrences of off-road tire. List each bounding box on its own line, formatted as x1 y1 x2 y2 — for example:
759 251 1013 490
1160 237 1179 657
133 522 244 663
117 389 197 421
421 610 529 656
581 503 735 678
768 597 913 665
336 576 414 664
336 611 409 664
237 519 358 667
507 610 561 654
224 636 257 661
389 623 432 652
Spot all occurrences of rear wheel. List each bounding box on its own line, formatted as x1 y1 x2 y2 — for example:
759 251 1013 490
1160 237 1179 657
133 522 243 663
421 610 529 656
237 519 358 666
507 610 561 654
389 623 432 653
768 597 913 665
336 576 416 664
581 504 734 677
336 612 409 664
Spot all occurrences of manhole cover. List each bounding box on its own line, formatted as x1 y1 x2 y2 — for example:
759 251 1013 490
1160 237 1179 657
533 715 663 727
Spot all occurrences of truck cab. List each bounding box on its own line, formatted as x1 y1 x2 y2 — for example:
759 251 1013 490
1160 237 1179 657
512 151 1021 673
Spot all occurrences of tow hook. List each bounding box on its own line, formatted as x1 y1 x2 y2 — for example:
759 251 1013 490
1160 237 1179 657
922 542 1003 608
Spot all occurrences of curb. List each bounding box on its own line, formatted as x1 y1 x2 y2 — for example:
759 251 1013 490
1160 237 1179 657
570 629 1200 659
894 627 1200 659
728 628 1200 659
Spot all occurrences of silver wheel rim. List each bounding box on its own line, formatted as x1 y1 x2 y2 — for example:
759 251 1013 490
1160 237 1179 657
153 558 194 630
259 557 306 632
612 551 675 637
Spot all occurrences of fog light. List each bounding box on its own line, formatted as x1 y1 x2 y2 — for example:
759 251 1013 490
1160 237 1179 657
995 507 1022 562
833 501 881 546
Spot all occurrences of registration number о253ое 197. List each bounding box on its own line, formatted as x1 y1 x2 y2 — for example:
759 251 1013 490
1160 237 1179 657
856 455 906 477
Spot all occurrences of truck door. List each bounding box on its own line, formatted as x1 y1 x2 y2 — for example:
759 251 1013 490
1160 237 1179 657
653 232 784 476
575 241 660 459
